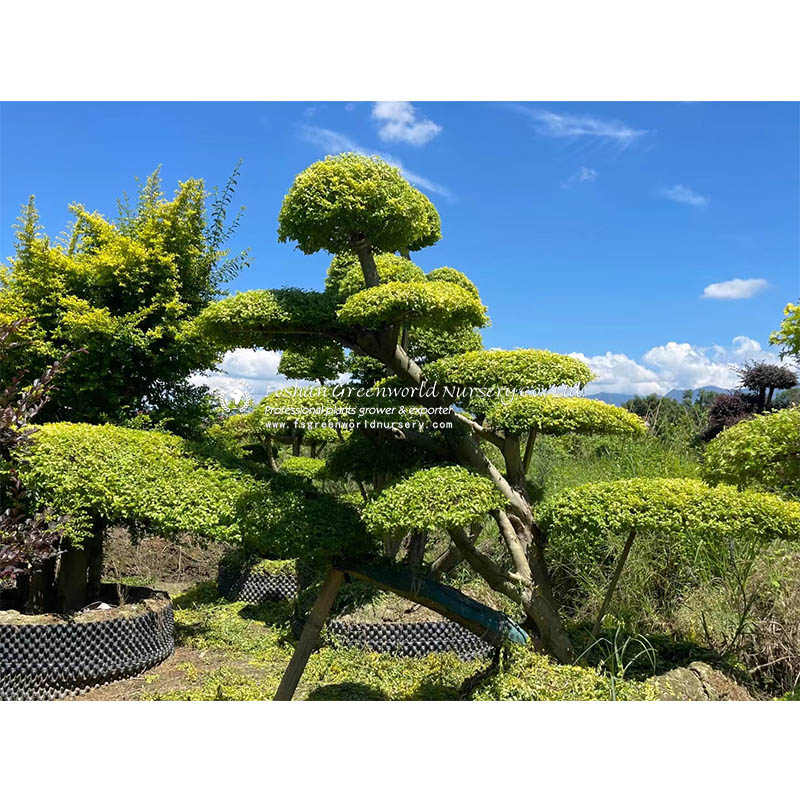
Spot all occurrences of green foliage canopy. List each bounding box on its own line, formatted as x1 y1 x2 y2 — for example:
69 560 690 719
277 154 440 256
0 171 246 427
337 281 487 331
539 478 800 566
280 456 327 481
238 474 374 565
770 302 800 361
363 466 504 539
326 252 425 303
21 423 253 545
424 349 594 392
190 288 341 351
703 407 800 497
426 266 480 297
486 395 646 437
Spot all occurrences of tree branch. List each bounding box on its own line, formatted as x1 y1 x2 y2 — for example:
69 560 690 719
448 524 522 601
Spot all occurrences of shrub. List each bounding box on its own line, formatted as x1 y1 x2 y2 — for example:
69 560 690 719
237 474 375 567
22 422 251 546
338 281 487 330
703 407 800 497
280 456 326 481
540 478 800 569
362 466 505 540
487 395 646 437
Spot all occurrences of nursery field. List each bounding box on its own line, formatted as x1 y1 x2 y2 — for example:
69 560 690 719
2 152 798 702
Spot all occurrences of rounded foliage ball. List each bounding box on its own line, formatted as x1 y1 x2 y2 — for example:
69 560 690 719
277 154 440 256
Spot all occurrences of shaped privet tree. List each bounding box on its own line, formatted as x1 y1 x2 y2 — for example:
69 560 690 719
194 154 647 662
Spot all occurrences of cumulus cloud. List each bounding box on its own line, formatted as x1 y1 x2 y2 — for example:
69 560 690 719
512 106 647 150
297 124 454 199
570 351 664 396
574 336 783 396
702 278 769 300
561 166 598 188
189 348 302 405
371 101 442 146
660 184 709 207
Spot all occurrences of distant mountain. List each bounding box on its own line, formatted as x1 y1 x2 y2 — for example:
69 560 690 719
664 386 732 402
585 392 636 406
586 386 731 407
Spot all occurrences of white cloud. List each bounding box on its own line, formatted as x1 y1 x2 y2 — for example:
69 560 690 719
702 278 769 300
190 348 299 404
513 106 647 149
570 351 664 396
562 166 598 188
660 184 709 207
371 102 442 146
297 124 454 200
574 336 784 396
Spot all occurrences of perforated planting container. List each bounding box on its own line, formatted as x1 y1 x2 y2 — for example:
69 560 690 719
217 557 299 603
0 585 174 700
327 620 494 661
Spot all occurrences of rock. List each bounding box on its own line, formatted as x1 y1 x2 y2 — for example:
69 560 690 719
649 661 752 701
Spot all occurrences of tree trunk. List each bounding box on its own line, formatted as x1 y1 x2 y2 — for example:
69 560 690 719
21 557 57 614
592 528 638 638
405 530 427 570
86 520 105 602
56 541 89 612
352 237 380 287
263 435 279 472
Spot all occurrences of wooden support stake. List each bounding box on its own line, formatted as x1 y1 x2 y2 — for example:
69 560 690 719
592 528 638 639
274 567 344 701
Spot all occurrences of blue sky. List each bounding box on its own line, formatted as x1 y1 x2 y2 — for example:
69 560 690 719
1 101 797 398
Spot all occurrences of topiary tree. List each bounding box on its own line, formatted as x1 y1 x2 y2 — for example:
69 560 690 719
703 407 800 498
19 422 257 612
539 478 800 635
193 153 657 662
735 360 798 413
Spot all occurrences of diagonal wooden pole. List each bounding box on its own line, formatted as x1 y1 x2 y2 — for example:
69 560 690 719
274 567 344 701
592 528 638 639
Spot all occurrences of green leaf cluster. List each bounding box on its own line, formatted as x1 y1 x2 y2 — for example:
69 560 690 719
425 349 594 391
425 266 480 297
190 288 341 351
770 302 800 360
326 252 425 302
280 456 327 481
277 154 440 255
487 395 647 436
337 281 487 331
703 407 800 497
21 423 255 545
237 474 375 565
539 478 800 567
0 172 246 427
362 466 504 538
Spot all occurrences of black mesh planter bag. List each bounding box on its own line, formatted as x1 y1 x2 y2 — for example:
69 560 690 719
328 620 495 661
218 558 299 603
0 586 174 701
